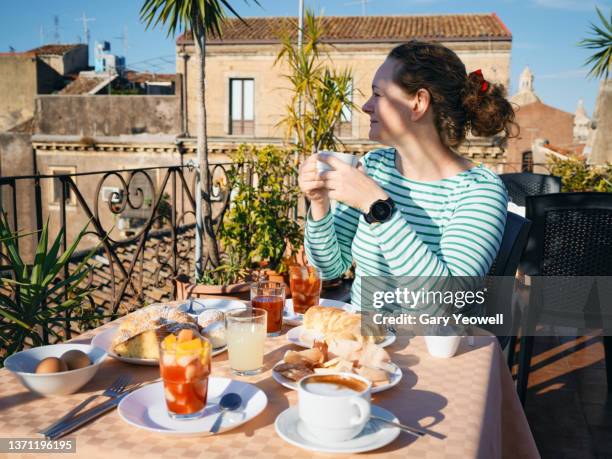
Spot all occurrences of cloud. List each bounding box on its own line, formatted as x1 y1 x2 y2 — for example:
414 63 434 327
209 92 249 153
538 69 589 79
532 0 607 11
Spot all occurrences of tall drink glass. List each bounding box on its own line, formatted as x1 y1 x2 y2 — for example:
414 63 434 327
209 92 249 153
289 265 322 314
159 329 211 420
225 307 267 376
251 281 285 336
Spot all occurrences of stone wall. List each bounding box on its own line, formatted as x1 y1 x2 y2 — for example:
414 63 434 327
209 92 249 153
0 55 37 131
587 80 612 165
34 95 181 136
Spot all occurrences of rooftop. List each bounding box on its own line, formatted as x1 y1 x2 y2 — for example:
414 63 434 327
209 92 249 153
27 44 83 55
123 70 177 84
177 13 512 45
58 74 112 95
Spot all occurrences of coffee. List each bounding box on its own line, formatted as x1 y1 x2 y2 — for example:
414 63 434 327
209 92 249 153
303 374 368 396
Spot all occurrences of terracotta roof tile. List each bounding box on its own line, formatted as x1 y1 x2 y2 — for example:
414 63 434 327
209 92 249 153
124 70 177 84
58 75 108 95
27 44 82 55
177 14 512 44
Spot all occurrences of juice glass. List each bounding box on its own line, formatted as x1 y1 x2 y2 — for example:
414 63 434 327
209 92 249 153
251 281 285 336
225 307 267 376
289 265 322 314
159 329 212 420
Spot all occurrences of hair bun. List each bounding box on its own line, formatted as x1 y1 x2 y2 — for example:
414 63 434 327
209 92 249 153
463 76 517 138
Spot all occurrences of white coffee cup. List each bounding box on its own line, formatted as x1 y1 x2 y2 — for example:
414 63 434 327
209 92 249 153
424 335 462 358
316 151 359 172
298 372 372 443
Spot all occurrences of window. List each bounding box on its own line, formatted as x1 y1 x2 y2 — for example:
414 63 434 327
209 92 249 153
229 78 254 135
49 167 76 205
335 79 353 138
521 151 533 173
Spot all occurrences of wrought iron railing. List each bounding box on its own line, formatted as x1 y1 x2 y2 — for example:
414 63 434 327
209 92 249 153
0 164 236 339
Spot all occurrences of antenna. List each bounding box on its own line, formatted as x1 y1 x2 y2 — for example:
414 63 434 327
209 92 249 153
53 15 60 43
75 12 96 45
114 25 129 55
343 0 371 15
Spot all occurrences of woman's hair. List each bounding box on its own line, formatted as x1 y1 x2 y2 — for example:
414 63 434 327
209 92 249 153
388 40 518 149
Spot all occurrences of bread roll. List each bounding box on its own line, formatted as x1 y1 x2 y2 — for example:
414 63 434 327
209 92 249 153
302 306 384 344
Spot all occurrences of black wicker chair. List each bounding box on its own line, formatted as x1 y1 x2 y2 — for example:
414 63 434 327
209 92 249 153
485 213 531 353
500 173 562 206
515 192 612 405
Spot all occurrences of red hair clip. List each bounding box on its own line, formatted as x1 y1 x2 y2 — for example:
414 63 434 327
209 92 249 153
469 69 489 93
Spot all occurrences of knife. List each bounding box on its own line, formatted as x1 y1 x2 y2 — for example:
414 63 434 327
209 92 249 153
44 391 130 440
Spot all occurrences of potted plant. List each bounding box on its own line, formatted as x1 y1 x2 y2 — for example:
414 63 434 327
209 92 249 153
175 144 303 300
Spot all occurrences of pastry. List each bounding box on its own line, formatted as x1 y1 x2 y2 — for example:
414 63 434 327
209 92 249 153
112 305 198 359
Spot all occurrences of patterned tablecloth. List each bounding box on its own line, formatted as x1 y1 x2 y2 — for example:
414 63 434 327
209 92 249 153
0 308 539 459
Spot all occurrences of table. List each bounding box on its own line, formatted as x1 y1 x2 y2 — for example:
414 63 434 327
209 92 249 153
0 308 539 459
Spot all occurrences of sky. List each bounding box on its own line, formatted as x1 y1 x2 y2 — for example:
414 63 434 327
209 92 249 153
1 0 610 116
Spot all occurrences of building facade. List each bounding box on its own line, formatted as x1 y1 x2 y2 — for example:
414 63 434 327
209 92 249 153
176 14 513 170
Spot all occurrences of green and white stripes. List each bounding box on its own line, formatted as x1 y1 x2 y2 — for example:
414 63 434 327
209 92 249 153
304 148 508 310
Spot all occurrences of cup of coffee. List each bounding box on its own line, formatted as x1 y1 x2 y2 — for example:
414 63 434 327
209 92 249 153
316 151 359 172
298 373 371 443
424 335 462 358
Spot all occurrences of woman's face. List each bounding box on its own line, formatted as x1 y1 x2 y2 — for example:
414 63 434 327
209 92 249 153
362 58 417 145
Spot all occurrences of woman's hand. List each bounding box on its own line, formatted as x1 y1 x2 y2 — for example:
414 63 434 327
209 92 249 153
298 154 330 220
319 155 389 213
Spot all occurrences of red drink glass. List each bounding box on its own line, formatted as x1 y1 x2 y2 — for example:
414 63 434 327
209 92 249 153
290 265 322 314
251 281 285 336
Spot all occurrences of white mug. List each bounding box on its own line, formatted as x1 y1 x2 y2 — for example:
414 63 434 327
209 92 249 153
316 151 359 172
298 372 371 443
424 335 462 358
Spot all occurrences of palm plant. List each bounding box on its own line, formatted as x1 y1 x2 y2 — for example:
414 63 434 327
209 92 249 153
0 214 106 366
275 9 359 156
578 7 612 80
140 0 260 278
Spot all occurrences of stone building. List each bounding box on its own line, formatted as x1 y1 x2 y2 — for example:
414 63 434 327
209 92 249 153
506 66 590 172
176 13 513 170
586 79 612 165
0 44 88 132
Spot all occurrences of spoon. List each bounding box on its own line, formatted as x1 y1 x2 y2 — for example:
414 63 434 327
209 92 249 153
210 393 242 433
370 415 427 438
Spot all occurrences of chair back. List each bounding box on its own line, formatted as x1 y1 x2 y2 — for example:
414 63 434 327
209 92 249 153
521 193 612 332
500 173 561 206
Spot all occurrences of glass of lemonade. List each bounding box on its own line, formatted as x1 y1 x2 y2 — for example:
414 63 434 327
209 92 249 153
225 307 267 376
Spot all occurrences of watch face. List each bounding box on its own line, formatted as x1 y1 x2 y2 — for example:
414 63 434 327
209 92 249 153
372 201 392 221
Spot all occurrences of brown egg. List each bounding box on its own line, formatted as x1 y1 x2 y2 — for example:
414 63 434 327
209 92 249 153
60 349 91 370
35 357 68 374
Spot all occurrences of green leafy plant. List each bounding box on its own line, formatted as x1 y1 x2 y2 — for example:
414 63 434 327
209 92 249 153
547 153 612 192
0 214 107 366
578 7 612 80
275 9 359 156
198 144 302 284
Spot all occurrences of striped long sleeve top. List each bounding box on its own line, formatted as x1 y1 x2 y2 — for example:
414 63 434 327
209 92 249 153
304 148 508 310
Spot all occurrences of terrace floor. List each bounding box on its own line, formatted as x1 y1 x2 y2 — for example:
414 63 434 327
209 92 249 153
521 333 612 458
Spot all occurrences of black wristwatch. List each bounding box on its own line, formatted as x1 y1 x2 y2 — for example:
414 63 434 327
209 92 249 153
364 197 395 224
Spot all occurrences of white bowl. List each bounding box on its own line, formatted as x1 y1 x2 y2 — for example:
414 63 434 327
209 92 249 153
4 343 107 396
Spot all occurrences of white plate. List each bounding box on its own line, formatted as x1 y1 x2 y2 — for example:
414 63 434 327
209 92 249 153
284 298 355 326
286 326 396 349
272 360 403 394
118 378 267 436
177 298 246 316
275 405 400 454
91 326 227 366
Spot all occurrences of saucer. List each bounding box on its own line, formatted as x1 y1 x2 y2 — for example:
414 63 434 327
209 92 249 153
118 377 267 436
275 405 401 453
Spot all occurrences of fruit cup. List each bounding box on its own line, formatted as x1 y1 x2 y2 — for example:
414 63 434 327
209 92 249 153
159 328 212 420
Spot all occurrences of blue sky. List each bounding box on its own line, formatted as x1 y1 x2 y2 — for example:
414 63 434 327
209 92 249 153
1 0 610 115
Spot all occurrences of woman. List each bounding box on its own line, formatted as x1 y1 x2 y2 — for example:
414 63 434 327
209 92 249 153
299 40 515 310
